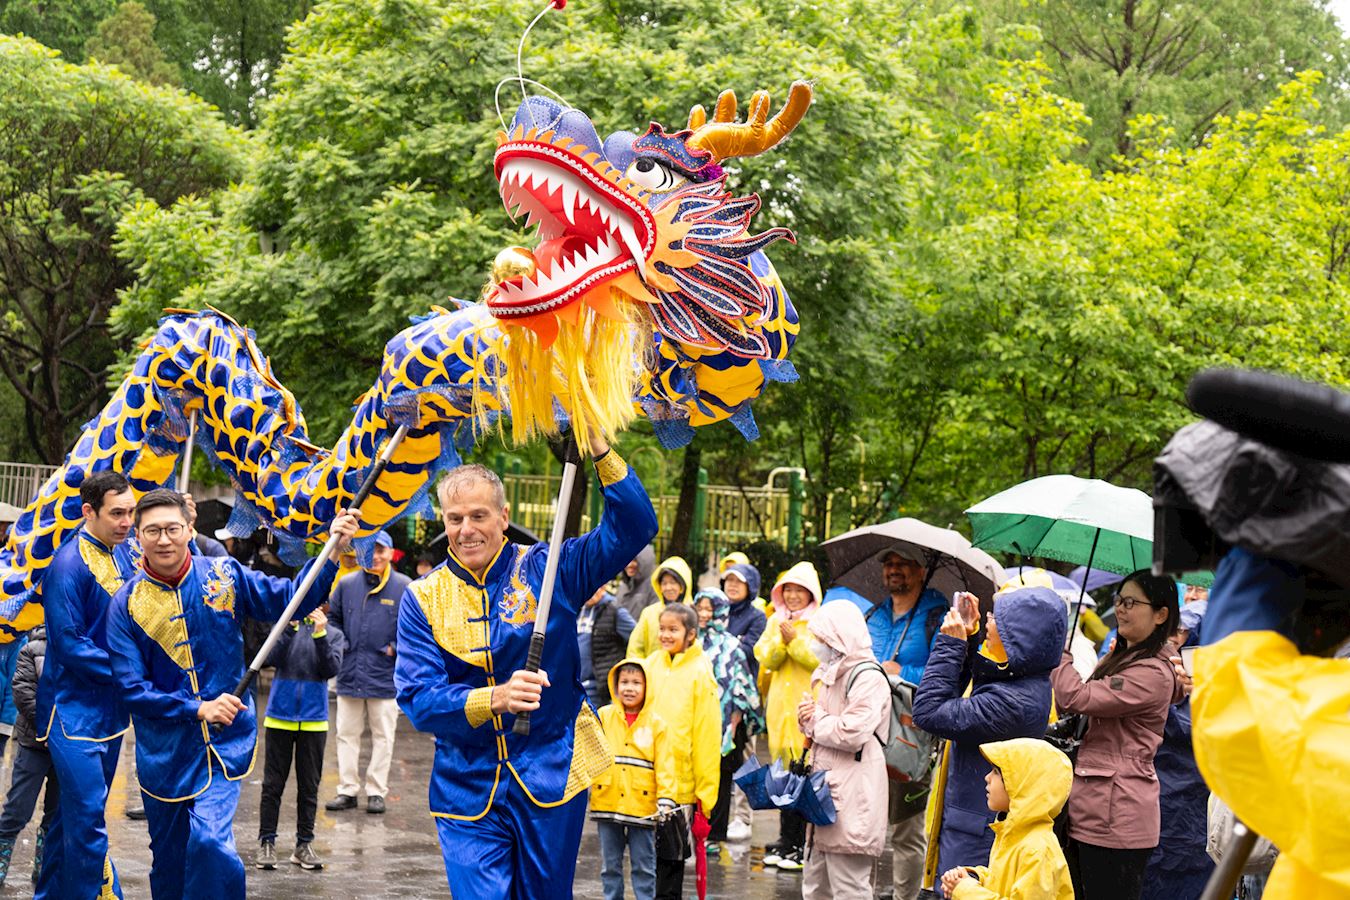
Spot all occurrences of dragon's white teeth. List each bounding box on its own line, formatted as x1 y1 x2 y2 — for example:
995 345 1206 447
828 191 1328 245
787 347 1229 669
561 181 578 223
616 221 648 279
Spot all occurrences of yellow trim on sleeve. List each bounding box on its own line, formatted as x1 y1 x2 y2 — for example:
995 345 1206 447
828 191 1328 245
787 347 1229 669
465 687 495 728
593 451 629 487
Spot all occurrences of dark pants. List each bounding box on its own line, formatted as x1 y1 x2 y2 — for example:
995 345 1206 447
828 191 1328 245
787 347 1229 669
708 720 748 841
777 808 806 852
0 744 58 841
655 808 690 900
1068 839 1154 900
259 727 326 844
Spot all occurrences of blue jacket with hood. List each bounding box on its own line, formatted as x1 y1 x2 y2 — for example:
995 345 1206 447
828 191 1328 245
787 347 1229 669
912 586 1066 877
263 618 346 724
721 563 766 679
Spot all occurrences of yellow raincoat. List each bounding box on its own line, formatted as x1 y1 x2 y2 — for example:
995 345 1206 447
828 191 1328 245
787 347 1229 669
1191 547 1350 898
950 738 1074 900
627 556 693 661
644 640 721 811
753 561 821 763
1194 631 1350 897
591 657 679 824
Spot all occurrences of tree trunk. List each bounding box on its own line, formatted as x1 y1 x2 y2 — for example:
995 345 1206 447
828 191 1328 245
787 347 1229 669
667 443 703 560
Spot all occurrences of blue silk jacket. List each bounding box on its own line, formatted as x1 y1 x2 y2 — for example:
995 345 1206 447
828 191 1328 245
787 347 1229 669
395 451 658 820
36 529 136 741
106 555 336 801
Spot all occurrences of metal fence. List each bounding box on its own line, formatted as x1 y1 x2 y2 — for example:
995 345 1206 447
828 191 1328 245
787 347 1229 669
0 462 57 511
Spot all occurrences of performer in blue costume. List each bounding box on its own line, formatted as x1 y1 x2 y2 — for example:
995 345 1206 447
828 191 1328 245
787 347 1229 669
396 439 658 900
34 471 136 900
105 489 358 900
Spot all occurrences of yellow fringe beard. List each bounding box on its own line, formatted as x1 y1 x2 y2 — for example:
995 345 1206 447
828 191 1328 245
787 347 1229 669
480 286 643 452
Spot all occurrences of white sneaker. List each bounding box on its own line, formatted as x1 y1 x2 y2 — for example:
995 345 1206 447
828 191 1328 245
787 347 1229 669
726 820 752 842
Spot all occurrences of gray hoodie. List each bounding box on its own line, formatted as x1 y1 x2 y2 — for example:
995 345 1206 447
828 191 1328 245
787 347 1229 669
613 544 658 621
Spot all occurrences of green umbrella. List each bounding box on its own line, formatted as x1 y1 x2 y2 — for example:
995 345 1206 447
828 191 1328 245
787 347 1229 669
965 475 1153 576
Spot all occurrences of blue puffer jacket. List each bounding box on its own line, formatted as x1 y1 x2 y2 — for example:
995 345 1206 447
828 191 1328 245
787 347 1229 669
330 566 410 699
912 586 1066 877
263 619 346 724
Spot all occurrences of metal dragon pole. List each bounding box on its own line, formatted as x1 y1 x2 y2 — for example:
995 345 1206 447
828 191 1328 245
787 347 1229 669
227 425 410 703
1200 823 1259 900
178 409 197 493
512 439 582 737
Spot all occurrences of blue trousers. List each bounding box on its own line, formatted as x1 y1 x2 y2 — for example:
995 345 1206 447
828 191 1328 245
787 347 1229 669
0 743 58 841
144 774 244 900
597 820 656 900
36 727 121 900
435 775 587 900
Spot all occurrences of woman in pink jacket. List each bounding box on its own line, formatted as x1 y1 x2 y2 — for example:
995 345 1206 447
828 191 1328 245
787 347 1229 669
797 601 891 900
1051 570 1183 900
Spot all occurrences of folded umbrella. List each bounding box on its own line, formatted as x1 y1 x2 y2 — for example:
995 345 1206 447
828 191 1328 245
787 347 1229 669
822 518 1002 604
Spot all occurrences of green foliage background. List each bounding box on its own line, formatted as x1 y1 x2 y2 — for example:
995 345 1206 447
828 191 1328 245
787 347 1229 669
4 0 1350 551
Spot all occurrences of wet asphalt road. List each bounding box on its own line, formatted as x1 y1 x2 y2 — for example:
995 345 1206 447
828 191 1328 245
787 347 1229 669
3 687 893 898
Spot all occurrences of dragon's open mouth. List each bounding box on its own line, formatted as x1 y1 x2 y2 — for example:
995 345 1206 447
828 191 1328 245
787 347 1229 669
492 134 658 318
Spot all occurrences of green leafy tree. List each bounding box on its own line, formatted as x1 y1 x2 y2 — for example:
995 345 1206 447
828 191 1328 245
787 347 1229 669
0 35 247 462
0 0 117 57
987 0 1350 167
86 1 181 86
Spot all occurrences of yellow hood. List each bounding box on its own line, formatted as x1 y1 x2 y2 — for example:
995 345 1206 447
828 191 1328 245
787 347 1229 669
606 656 654 715
650 556 693 605
981 738 1072 830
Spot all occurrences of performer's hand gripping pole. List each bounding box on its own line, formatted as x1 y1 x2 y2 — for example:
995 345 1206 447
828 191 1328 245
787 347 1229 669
227 425 411 704
513 440 583 737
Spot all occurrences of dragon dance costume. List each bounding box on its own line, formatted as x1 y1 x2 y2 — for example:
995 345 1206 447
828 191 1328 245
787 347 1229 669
34 528 133 900
105 554 336 899
395 450 657 899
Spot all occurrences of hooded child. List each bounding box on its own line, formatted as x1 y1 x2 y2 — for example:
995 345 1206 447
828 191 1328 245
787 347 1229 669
692 589 763 847
940 738 1074 900
720 563 767 679
798 601 891 900
643 602 720 900
628 557 693 660
591 658 678 900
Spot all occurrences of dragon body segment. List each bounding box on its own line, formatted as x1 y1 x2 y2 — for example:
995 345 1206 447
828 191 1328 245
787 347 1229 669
0 84 810 637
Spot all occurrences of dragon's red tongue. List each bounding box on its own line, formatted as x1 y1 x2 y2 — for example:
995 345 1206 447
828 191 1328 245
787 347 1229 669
531 235 589 277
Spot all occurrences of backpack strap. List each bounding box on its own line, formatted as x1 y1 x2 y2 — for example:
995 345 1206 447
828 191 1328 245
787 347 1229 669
844 660 891 761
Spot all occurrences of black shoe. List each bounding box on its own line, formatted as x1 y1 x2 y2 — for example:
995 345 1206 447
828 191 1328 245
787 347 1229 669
366 795 386 814
325 795 358 811
126 805 147 821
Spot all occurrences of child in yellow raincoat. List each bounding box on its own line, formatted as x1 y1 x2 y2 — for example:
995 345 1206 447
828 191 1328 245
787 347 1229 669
940 738 1074 900
753 561 822 871
628 557 693 660
592 658 678 900
644 602 720 900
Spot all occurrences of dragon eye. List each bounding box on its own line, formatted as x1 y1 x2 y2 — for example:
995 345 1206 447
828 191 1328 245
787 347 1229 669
625 158 688 193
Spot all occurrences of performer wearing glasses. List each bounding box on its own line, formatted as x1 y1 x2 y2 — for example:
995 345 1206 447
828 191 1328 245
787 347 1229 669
105 489 359 900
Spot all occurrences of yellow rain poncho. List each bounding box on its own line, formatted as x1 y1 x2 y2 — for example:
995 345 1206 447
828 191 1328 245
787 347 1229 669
951 738 1074 900
1192 548 1350 898
753 561 821 763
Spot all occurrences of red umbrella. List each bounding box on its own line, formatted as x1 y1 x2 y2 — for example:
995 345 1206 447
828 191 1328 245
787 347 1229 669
692 805 712 899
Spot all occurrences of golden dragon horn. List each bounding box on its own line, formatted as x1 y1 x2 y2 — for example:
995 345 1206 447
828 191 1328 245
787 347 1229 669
686 81 812 163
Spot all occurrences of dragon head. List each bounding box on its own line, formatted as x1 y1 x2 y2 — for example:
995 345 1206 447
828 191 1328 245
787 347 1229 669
489 83 811 355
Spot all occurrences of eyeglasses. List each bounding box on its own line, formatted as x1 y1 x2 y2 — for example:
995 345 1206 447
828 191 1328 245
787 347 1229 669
140 524 186 541
1112 594 1157 612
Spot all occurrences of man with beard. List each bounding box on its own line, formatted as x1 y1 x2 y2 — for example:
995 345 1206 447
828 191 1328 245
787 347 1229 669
864 548 947 900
